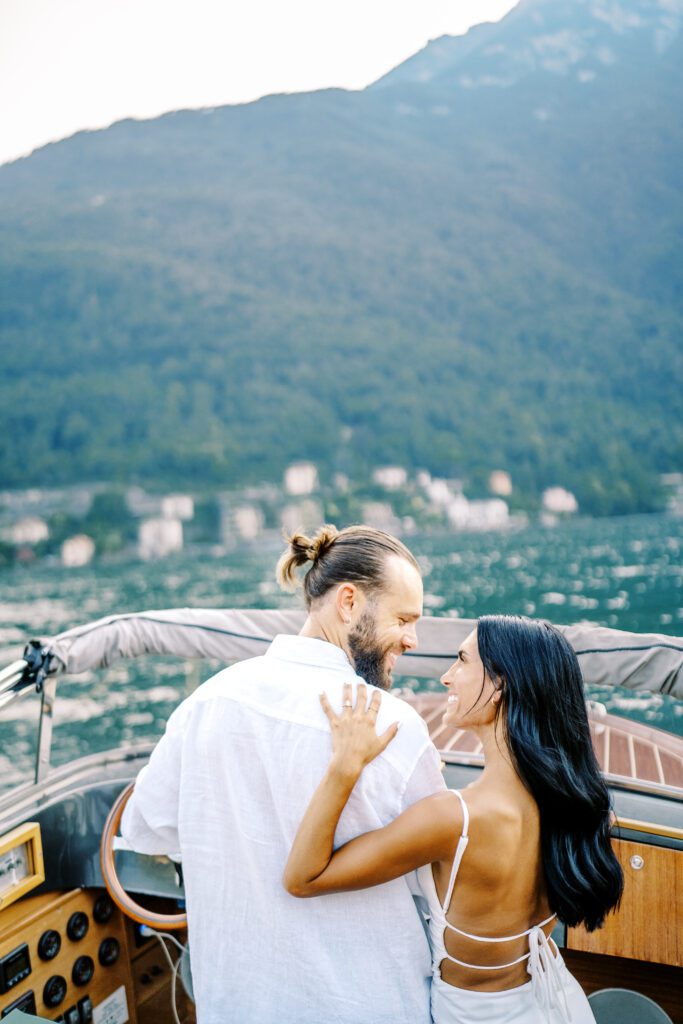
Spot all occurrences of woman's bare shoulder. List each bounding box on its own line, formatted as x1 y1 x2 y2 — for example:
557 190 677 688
428 789 472 847
460 786 542 886
402 789 467 850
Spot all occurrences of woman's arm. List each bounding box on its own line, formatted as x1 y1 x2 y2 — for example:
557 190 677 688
283 681 460 897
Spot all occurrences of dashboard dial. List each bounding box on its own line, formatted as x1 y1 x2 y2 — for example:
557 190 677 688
92 893 114 924
97 937 120 966
38 929 61 961
98 937 120 967
43 974 67 1008
66 912 89 942
72 955 94 987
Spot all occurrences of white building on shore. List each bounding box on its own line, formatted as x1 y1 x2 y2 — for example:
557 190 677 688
447 496 510 531
138 518 183 560
61 534 95 568
284 462 318 496
360 502 402 534
423 477 460 509
489 470 513 496
542 487 578 514
372 466 408 491
161 494 194 521
11 517 49 545
233 505 264 541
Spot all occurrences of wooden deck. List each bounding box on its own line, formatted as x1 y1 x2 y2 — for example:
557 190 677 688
403 692 683 791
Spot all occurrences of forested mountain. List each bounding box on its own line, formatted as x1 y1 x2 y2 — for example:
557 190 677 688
1 0 681 514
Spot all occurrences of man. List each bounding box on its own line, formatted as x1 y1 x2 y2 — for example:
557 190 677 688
120 524 446 1024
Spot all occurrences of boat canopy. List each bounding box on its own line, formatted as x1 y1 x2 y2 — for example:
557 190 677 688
34 608 683 698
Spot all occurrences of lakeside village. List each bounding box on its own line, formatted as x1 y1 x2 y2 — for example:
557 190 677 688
1 465 683 570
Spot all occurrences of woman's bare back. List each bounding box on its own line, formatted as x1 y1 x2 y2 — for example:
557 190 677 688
431 781 556 991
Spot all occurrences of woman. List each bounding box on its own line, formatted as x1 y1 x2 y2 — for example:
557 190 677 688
284 615 624 1023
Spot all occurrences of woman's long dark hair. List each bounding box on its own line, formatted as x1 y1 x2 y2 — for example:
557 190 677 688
476 614 623 931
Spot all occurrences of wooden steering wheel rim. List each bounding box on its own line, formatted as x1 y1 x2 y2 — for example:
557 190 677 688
100 781 187 931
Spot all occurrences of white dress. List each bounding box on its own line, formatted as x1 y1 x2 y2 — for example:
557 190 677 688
416 790 597 1024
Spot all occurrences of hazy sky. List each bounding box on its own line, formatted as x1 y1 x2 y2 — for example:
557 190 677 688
1 0 517 165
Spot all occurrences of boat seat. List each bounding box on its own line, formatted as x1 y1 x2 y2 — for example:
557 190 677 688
588 988 674 1024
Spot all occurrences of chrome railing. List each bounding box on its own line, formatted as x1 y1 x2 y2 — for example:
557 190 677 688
0 653 58 784
0 659 32 709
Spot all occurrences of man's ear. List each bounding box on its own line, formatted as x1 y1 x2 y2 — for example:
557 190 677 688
335 582 357 625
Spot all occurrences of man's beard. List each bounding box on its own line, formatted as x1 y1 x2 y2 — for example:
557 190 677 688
348 609 392 690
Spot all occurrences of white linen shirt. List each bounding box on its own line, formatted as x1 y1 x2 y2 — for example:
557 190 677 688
121 634 445 1024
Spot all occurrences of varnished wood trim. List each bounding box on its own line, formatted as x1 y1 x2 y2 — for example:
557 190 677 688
568 838 682 967
616 816 683 841
0 889 77 942
0 822 45 911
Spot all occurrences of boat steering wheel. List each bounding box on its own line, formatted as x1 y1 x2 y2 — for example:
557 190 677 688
100 781 187 931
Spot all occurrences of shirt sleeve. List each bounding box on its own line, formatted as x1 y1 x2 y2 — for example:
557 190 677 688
401 743 445 898
120 699 190 854
401 741 446 810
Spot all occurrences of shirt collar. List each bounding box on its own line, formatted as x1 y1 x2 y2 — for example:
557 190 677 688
266 634 354 672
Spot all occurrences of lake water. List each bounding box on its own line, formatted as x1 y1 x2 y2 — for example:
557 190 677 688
1 512 682 791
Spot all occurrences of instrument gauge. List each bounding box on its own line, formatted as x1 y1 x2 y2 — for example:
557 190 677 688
38 929 61 961
66 912 89 942
92 893 114 924
71 955 94 987
98 937 120 967
43 974 67 1008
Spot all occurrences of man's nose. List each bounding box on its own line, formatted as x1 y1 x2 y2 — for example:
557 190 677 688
402 623 418 651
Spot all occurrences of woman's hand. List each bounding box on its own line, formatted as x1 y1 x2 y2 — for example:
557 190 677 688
321 681 399 783
283 680 404 897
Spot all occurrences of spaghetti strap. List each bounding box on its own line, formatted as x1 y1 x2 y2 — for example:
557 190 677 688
445 911 557 943
441 790 470 913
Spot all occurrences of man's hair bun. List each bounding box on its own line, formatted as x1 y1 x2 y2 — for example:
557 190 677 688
308 524 338 562
277 525 339 588
276 521 419 608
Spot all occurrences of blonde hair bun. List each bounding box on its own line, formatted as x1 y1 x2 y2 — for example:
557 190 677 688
277 524 339 587
308 524 339 561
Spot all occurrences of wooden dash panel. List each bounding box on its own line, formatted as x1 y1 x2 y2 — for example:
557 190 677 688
0 888 137 1022
567 839 683 968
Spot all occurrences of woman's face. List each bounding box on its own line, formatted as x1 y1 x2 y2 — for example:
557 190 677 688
440 628 500 730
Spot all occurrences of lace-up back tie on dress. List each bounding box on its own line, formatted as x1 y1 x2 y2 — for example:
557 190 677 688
416 790 597 1024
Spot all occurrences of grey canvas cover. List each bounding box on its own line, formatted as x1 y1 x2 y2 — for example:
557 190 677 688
40 608 683 698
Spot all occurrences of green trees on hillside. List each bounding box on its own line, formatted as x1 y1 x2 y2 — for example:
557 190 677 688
1 24 681 515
